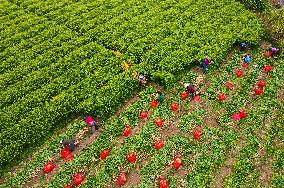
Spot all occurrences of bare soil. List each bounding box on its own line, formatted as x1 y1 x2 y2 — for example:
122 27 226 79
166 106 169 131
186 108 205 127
211 136 247 188
120 170 141 188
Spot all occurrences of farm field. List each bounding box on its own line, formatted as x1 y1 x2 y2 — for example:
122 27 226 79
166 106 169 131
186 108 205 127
0 0 283 187
1 48 283 187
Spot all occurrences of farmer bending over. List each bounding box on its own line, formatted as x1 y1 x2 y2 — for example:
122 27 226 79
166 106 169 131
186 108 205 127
201 57 210 74
138 73 147 86
84 113 99 134
60 139 78 152
156 91 165 103
271 47 279 57
243 54 251 64
184 83 196 97
240 42 248 51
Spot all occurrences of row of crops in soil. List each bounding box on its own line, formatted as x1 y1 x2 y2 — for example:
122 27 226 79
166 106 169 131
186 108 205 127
0 0 265 170
2 49 283 187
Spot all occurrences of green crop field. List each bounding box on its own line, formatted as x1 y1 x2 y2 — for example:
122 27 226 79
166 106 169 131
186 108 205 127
0 0 283 187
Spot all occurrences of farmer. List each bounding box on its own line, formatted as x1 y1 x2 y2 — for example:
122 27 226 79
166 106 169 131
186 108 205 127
138 73 147 86
60 139 78 152
156 91 165 103
243 54 251 64
271 47 279 57
83 113 99 134
184 83 196 97
240 42 248 51
201 57 210 74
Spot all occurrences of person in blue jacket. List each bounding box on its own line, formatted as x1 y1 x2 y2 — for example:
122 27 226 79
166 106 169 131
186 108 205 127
201 57 210 74
240 42 248 51
243 54 251 64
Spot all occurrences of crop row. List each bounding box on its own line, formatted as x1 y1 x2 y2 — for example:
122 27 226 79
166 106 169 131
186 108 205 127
2 121 86 187
0 40 99 125
4 0 264 73
80 87 186 187
2 86 154 187
0 14 48 45
45 87 155 187
0 35 90 90
46 70 197 187
108 52 283 187
136 52 282 187
0 23 78 75
0 0 265 173
0 37 103 110
0 69 138 167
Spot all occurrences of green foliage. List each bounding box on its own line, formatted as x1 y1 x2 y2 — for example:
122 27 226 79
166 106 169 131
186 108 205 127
2 121 85 187
236 0 272 11
0 0 265 172
263 8 284 47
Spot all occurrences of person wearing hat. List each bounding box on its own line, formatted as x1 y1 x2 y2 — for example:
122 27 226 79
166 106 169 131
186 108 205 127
138 73 147 85
184 83 196 98
60 139 78 152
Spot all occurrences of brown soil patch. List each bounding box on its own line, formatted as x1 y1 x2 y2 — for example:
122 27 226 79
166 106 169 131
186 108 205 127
124 171 141 188
275 136 283 148
259 164 273 186
105 170 141 188
260 41 272 50
177 167 189 177
160 119 180 139
211 136 246 188
276 84 284 104
255 146 273 186
271 0 282 8
201 99 220 129
192 66 203 75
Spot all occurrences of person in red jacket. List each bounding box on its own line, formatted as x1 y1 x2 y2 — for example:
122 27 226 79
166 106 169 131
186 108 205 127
83 113 99 134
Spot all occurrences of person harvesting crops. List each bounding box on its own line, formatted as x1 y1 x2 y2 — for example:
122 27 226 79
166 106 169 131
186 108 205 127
156 91 165 103
184 83 196 97
60 139 78 152
201 57 210 74
240 42 248 51
138 73 147 86
83 113 99 134
271 47 279 57
243 54 251 64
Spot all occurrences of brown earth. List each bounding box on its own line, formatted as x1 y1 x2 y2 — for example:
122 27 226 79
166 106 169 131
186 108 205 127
211 136 247 188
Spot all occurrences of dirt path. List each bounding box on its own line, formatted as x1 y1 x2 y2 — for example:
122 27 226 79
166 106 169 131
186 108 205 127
211 136 247 188
254 109 278 186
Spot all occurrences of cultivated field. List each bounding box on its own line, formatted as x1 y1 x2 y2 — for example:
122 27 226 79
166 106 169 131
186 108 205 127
0 0 283 187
